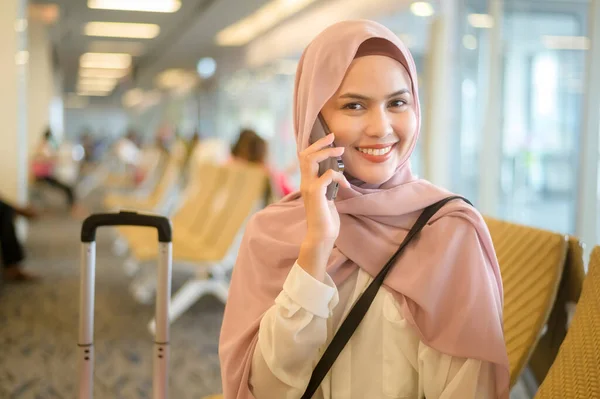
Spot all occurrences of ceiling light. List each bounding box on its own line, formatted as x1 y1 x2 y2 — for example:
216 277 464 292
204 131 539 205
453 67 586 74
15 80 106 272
79 68 129 79
77 89 113 96
216 0 318 46
88 0 181 13
542 35 590 50
410 2 434 17
88 40 146 56
84 22 160 39
463 34 478 50
155 68 197 90
77 80 117 93
77 90 111 97
123 88 145 107
79 52 132 69
77 85 115 93
245 0 417 67
125 89 162 110
468 13 494 28
78 77 118 89
197 57 217 79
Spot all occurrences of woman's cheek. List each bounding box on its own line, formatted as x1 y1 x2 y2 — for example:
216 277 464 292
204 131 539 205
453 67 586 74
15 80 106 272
398 110 418 136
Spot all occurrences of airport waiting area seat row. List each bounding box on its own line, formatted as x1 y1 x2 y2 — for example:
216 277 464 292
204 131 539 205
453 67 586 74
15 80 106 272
101 140 270 335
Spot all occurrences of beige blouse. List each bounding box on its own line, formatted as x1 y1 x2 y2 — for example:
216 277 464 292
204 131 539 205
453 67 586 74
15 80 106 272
249 262 497 398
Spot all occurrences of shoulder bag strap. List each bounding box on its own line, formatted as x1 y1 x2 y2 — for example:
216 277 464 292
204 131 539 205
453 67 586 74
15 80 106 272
300 195 471 398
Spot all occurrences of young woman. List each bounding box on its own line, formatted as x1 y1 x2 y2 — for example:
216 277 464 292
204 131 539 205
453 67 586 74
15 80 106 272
219 20 509 399
32 129 82 215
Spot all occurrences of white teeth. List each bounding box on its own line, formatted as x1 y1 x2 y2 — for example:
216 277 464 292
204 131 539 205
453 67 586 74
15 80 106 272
357 146 392 156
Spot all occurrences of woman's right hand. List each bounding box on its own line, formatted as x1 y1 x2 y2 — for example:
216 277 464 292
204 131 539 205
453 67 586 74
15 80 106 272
297 133 350 281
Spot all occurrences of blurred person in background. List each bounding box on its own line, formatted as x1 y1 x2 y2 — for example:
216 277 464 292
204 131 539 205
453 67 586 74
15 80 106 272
31 128 85 217
230 129 295 199
156 124 175 155
112 129 149 186
230 128 274 204
230 129 258 162
115 130 142 166
0 196 38 282
79 131 95 163
125 129 142 148
151 126 175 181
182 131 203 180
186 131 201 164
220 20 509 399
77 131 101 177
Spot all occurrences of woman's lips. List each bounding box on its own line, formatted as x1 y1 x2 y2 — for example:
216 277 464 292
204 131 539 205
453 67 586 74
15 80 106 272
354 143 397 163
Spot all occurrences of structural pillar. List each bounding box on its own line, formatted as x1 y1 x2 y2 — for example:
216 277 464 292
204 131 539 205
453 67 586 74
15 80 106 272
0 0 28 204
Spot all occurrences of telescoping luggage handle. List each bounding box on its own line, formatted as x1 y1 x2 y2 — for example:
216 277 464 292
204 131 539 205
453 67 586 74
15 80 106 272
78 211 173 399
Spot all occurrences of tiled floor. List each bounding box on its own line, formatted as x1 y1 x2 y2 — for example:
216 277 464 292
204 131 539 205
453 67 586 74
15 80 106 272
0 201 535 398
0 210 224 398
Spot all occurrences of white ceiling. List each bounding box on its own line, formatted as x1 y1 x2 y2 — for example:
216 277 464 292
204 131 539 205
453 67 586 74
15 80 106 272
33 0 590 104
32 0 283 97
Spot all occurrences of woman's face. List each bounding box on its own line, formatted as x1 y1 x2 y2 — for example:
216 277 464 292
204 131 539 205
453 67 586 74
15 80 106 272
321 55 417 185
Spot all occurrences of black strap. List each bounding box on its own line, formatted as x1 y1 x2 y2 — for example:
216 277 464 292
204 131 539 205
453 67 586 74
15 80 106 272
301 196 471 398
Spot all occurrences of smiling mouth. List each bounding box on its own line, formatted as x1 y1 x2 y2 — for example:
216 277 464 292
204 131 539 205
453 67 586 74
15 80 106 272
354 143 398 163
356 145 394 156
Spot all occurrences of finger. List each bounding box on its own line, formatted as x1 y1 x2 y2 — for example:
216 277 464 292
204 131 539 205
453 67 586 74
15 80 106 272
313 170 351 192
302 133 335 156
306 146 344 165
332 171 352 189
300 147 343 180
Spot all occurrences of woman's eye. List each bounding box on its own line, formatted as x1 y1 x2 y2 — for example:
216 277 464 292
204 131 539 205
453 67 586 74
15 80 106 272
343 102 364 111
389 99 407 108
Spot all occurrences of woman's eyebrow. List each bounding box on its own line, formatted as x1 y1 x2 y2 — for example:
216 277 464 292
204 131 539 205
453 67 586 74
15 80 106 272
339 89 410 101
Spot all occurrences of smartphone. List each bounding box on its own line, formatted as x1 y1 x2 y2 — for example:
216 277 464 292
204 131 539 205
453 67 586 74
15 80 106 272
309 114 345 200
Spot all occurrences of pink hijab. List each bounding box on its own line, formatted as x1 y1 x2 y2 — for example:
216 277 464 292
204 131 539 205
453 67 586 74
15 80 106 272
219 20 509 398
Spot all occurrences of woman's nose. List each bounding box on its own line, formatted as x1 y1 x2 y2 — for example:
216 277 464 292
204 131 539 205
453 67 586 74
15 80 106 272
365 107 393 138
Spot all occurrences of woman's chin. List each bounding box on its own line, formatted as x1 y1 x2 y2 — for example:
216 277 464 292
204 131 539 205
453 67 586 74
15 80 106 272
347 169 396 187
344 150 404 186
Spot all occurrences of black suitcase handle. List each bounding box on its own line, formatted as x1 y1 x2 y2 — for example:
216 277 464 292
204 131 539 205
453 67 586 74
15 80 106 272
81 211 172 242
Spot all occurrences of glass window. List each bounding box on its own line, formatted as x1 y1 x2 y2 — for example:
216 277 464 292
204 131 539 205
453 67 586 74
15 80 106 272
454 0 491 202
499 3 587 233
456 0 589 234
